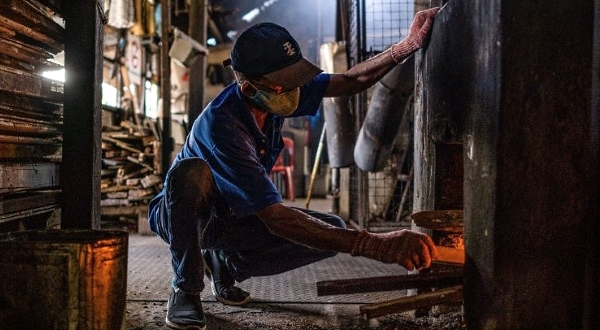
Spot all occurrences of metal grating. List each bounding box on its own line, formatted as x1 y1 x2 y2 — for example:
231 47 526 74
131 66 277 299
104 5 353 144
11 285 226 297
364 0 414 52
127 234 411 304
343 0 415 229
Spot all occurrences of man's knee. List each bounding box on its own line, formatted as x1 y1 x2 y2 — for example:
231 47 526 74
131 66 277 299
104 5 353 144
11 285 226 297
168 158 216 197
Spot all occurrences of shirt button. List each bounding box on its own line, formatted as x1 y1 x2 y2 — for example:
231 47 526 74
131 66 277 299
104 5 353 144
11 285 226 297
261 139 266 143
260 150 266 155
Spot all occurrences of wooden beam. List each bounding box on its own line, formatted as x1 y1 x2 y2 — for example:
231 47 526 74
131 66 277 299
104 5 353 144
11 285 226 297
359 285 463 319
61 0 103 229
0 190 60 216
317 268 462 296
0 163 59 194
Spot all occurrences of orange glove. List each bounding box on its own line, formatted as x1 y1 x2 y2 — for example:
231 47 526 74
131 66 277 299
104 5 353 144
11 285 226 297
351 229 438 271
391 7 440 63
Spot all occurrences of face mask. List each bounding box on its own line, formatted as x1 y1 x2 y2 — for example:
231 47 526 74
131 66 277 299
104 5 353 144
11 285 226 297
246 82 300 116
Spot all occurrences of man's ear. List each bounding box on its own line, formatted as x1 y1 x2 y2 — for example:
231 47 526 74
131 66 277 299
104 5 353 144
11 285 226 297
239 81 256 97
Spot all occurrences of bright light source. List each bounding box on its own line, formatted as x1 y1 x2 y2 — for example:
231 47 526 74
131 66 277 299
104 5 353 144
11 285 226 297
241 0 281 23
207 38 217 46
42 68 65 82
144 82 159 119
242 8 260 22
102 82 119 107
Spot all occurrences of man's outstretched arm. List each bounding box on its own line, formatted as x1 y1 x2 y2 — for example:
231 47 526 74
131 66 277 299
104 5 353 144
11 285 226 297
256 203 438 271
324 7 439 97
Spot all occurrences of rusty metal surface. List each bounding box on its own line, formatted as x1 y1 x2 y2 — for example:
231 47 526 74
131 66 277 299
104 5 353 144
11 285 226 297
0 230 128 329
411 210 463 233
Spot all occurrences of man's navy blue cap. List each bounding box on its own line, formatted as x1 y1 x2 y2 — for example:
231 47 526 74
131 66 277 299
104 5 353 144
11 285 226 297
227 22 322 91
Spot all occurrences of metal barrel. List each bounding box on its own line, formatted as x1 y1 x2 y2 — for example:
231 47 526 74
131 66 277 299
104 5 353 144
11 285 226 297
0 229 129 330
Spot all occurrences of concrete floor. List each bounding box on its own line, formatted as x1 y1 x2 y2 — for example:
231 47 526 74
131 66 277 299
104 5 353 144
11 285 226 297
125 198 464 329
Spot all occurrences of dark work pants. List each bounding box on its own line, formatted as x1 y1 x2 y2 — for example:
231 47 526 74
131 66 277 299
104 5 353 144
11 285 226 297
149 158 345 294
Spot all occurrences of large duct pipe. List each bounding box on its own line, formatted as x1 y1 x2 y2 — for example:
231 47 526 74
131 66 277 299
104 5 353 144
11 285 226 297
320 42 355 168
354 56 415 172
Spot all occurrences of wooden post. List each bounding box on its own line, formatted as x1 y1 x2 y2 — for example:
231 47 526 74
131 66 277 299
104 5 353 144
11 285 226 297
187 0 207 125
61 0 103 228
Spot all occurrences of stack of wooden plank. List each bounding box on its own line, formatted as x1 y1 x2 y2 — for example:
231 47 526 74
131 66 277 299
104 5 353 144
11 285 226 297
100 117 162 231
0 0 64 231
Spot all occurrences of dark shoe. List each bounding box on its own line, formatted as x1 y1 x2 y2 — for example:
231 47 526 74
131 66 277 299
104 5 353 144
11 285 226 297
166 288 207 330
202 249 251 306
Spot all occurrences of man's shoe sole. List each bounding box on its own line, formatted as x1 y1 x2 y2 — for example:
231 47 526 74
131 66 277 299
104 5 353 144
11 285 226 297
210 281 251 306
165 317 207 330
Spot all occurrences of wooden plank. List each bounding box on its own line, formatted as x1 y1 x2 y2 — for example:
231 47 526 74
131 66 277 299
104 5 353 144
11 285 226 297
0 114 62 136
0 35 55 64
0 0 65 42
0 14 63 54
0 162 60 194
0 25 16 37
359 285 463 319
35 0 64 13
0 142 61 160
317 269 463 296
0 65 64 101
0 189 60 215
0 91 63 118
0 204 58 224
102 135 145 154
101 205 147 217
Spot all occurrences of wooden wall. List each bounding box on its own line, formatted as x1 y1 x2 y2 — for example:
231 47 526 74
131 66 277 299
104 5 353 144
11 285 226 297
0 0 64 231
0 0 104 231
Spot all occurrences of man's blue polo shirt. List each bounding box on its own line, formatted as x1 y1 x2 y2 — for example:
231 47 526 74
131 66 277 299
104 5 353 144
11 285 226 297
148 73 330 226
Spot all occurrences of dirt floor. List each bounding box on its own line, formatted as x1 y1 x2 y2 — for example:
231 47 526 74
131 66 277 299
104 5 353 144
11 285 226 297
125 300 465 329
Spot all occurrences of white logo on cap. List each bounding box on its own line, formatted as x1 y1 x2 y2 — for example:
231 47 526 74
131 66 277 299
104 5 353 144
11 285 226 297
283 42 296 56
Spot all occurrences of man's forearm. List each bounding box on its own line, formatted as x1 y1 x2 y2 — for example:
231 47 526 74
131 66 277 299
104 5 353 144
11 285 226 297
256 203 358 253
